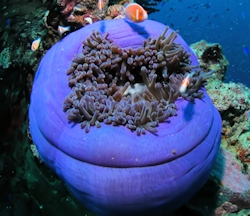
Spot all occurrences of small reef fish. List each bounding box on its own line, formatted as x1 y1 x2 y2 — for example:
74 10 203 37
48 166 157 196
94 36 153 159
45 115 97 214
203 2 211 9
179 73 192 94
242 11 246 19
243 45 249 56
58 25 70 35
98 0 104 11
31 37 41 51
159 0 169 6
6 19 11 27
124 3 148 22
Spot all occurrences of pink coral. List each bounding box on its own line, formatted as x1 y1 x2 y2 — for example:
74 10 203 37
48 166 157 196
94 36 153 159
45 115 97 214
56 0 107 26
212 148 250 193
57 0 77 15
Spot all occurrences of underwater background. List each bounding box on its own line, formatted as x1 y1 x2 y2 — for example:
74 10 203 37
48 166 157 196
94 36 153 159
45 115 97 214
149 0 250 87
0 0 250 215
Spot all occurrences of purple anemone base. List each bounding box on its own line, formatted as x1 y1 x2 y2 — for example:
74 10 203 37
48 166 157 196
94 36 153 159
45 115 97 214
29 19 222 215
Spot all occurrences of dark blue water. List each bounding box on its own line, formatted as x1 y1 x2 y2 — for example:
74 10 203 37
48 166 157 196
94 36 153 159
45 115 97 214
149 0 250 87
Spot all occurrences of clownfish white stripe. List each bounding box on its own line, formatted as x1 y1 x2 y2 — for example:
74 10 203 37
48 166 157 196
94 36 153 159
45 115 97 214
124 3 148 23
136 9 139 21
179 73 192 94
31 37 41 51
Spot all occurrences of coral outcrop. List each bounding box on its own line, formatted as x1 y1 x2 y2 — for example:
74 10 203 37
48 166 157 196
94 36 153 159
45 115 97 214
190 38 250 215
190 40 229 82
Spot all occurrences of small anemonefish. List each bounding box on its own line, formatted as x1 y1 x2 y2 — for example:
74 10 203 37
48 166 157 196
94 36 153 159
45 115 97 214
98 0 104 11
179 73 192 94
124 3 148 22
31 37 41 51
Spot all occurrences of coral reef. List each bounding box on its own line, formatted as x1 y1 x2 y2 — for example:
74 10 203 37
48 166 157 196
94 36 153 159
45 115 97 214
0 47 11 69
45 0 167 36
207 80 250 112
0 0 249 215
55 0 107 26
208 81 250 174
0 1 48 71
44 0 126 39
190 38 250 215
0 0 93 214
190 40 229 82
214 201 238 215
64 27 211 134
191 39 250 176
57 0 78 15
212 147 250 193
107 4 124 19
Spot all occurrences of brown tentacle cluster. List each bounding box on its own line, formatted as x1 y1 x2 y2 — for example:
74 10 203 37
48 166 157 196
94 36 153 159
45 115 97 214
63 27 210 135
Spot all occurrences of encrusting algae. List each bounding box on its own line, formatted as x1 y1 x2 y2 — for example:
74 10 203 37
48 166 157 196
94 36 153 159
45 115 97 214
63 27 214 135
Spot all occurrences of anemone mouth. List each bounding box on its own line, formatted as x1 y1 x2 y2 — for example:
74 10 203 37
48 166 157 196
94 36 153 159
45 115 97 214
63 27 209 135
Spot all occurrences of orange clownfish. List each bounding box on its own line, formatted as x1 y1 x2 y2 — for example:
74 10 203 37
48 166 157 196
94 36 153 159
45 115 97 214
98 0 104 11
31 37 41 51
124 3 148 23
179 73 192 94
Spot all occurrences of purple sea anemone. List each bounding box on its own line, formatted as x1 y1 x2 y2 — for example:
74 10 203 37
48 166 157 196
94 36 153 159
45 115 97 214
29 19 222 215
